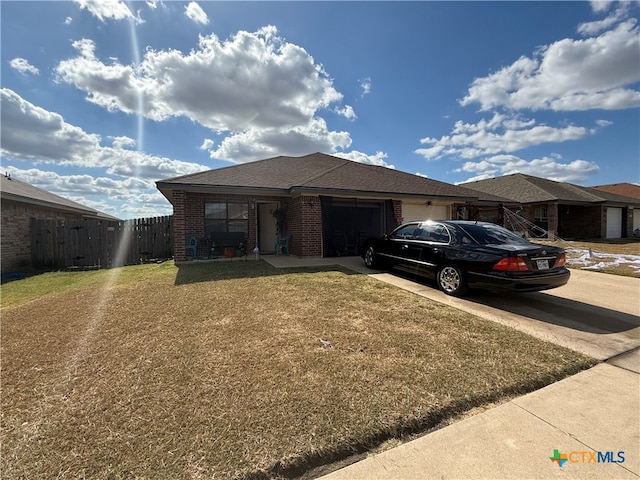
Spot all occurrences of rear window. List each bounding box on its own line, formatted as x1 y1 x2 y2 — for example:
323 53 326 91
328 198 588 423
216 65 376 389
458 223 530 246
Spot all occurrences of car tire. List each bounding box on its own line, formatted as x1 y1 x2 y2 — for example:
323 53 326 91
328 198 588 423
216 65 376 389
364 244 379 269
437 264 468 296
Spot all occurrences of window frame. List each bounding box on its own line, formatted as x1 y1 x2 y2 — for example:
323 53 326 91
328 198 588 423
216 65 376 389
204 201 249 237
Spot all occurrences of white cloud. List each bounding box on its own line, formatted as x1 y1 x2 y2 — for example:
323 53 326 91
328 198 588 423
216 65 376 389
461 19 640 112
203 118 352 163
73 0 140 23
5 165 172 217
578 13 620 35
416 114 589 160
334 150 394 168
590 0 615 14
185 2 209 25
1 88 207 181
55 29 344 129
109 135 136 149
9 58 39 76
200 138 215 150
360 77 372 97
335 105 357 120
457 154 600 184
65 16 73 25
55 27 356 162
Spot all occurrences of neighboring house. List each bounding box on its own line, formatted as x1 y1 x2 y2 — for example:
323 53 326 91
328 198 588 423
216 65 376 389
591 182 640 199
1 174 119 273
156 152 512 261
592 183 640 232
462 173 640 240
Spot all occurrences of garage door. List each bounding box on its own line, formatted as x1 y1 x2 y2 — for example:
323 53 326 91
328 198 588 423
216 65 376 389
402 204 449 222
320 197 388 256
633 209 640 231
606 207 622 239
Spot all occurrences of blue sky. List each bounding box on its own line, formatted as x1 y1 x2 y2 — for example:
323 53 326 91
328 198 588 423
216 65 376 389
1 1 639 219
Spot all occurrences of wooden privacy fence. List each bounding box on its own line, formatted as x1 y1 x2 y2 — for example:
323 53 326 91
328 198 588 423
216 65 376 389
30 216 172 270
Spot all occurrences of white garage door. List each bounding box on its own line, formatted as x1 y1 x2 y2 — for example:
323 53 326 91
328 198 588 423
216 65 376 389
606 207 623 239
402 204 449 222
633 209 640 231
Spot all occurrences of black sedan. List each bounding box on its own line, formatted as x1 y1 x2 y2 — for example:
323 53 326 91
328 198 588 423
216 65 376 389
360 220 570 296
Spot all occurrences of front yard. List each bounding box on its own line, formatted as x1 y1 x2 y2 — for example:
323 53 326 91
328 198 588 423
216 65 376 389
536 238 640 277
1 261 595 479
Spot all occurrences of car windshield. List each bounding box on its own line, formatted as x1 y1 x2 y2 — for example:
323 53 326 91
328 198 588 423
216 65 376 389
456 223 531 246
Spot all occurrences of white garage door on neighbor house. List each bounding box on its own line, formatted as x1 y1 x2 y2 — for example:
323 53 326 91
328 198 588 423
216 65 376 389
402 203 450 222
606 207 623 239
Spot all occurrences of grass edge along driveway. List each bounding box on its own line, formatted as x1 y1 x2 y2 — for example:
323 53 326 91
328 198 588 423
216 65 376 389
1 261 596 479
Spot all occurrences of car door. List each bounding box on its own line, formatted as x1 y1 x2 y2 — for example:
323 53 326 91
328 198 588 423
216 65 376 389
385 223 420 271
411 222 451 279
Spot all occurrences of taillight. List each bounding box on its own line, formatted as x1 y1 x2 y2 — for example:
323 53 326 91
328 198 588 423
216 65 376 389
493 257 529 271
555 253 566 267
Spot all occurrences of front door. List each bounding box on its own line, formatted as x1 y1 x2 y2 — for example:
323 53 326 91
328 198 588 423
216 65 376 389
258 203 278 254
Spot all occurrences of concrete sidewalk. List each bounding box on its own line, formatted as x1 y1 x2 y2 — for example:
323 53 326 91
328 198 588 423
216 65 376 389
320 348 639 479
263 255 640 479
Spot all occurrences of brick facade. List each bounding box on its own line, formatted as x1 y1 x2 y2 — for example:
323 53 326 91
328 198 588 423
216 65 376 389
290 195 322 256
175 192 288 261
172 193 406 261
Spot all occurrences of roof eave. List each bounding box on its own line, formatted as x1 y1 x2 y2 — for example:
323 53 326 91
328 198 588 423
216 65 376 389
1 192 97 216
290 186 479 202
156 182 291 203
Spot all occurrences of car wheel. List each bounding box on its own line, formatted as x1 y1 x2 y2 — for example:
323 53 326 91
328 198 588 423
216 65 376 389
364 245 378 269
437 264 468 296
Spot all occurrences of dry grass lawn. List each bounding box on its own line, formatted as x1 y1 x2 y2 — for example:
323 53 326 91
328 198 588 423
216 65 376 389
1 261 595 479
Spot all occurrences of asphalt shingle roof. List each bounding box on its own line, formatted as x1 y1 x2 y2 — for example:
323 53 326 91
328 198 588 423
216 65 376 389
591 183 640 200
462 173 640 206
158 152 509 202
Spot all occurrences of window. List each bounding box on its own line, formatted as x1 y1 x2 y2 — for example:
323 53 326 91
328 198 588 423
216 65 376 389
534 206 548 221
458 223 530 246
415 222 450 243
205 202 248 237
391 224 418 240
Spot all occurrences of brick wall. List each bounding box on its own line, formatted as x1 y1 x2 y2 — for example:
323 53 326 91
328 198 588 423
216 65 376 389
559 205 603 239
392 199 403 226
1 200 83 273
172 191 187 261
172 194 449 260
290 195 322 256
175 192 287 261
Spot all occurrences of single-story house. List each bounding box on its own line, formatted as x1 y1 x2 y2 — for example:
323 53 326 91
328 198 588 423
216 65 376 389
592 183 640 232
156 152 514 262
462 173 640 240
1 174 119 273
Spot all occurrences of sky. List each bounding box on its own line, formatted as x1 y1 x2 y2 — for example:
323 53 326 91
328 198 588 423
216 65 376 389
1 1 639 219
